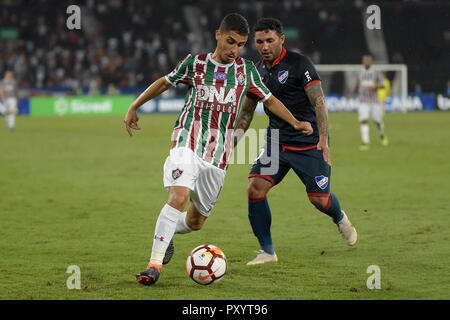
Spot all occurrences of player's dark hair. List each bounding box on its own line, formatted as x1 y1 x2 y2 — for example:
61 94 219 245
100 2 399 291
219 13 250 36
253 17 284 35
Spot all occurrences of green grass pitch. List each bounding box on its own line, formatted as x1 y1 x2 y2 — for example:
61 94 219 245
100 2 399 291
0 111 449 300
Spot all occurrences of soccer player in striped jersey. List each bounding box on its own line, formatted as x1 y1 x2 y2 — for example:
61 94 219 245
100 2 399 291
0 71 18 131
124 13 313 285
233 18 357 265
350 54 388 150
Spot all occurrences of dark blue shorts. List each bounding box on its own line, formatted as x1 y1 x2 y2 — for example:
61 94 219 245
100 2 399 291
248 143 331 197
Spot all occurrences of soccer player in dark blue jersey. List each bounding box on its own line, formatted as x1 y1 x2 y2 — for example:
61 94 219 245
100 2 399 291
234 18 357 265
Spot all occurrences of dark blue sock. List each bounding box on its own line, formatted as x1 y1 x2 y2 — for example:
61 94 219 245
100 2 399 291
320 193 344 224
248 197 274 255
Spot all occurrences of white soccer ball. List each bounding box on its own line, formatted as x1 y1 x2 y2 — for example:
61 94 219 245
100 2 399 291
186 244 227 285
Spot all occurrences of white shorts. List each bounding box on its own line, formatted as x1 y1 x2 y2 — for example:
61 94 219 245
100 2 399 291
358 102 383 123
163 147 226 217
4 97 18 114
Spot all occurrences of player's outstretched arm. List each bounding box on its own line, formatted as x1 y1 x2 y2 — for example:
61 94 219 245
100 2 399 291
124 77 172 137
263 95 313 135
305 81 331 166
233 97 258 147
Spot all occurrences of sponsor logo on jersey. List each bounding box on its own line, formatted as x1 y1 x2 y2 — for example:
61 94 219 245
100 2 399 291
315 175 329 190
194 82 238 114
236 72 246 85
305 70 312 82
278 70 289 84
172 168 183 180
194 101 237 114
193 71 204 81
197 85 236 105
213 72 227 80
361 79 376 88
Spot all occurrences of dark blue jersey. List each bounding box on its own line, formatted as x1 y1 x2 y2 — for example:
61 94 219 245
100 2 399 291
256 48 321 146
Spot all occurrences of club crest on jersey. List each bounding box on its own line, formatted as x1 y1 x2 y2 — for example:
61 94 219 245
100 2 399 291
278 70 289 84
172 169 183 180
237 72 246 85
214 72 227 80
315 175 329 190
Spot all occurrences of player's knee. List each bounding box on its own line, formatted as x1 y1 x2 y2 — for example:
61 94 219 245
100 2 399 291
309 196 329 211
167 193 189 211
247 182 267 200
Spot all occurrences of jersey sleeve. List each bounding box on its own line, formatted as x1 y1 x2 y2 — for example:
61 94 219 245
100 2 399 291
165 54 192 86
298 56 321 89
246 61 272 102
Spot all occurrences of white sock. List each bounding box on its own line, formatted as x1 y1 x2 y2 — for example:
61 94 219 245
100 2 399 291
377 122 384 137
149 250 165 267
175 211 194 234
150 203 180 266
360 123 369 144
6 114 15 130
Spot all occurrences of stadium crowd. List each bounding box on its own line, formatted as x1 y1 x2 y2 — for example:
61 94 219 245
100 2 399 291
0 0 192 94
0 0 449 95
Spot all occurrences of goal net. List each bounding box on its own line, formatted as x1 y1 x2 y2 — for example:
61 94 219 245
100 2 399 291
315 64 413 113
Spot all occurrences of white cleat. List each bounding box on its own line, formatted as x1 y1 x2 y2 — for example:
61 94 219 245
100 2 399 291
246 250 278 265
337 211 358 246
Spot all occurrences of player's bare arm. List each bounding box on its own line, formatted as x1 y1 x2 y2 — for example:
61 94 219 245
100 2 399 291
305 81 331 166
124 77 172 136
233 97 258 147
263 95 313 135
0 87 5 104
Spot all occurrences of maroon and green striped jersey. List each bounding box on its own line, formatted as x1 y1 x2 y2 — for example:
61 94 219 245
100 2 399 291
165 53 272 170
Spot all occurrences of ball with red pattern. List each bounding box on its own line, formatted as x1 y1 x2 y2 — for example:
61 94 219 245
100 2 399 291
186 244 227 285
